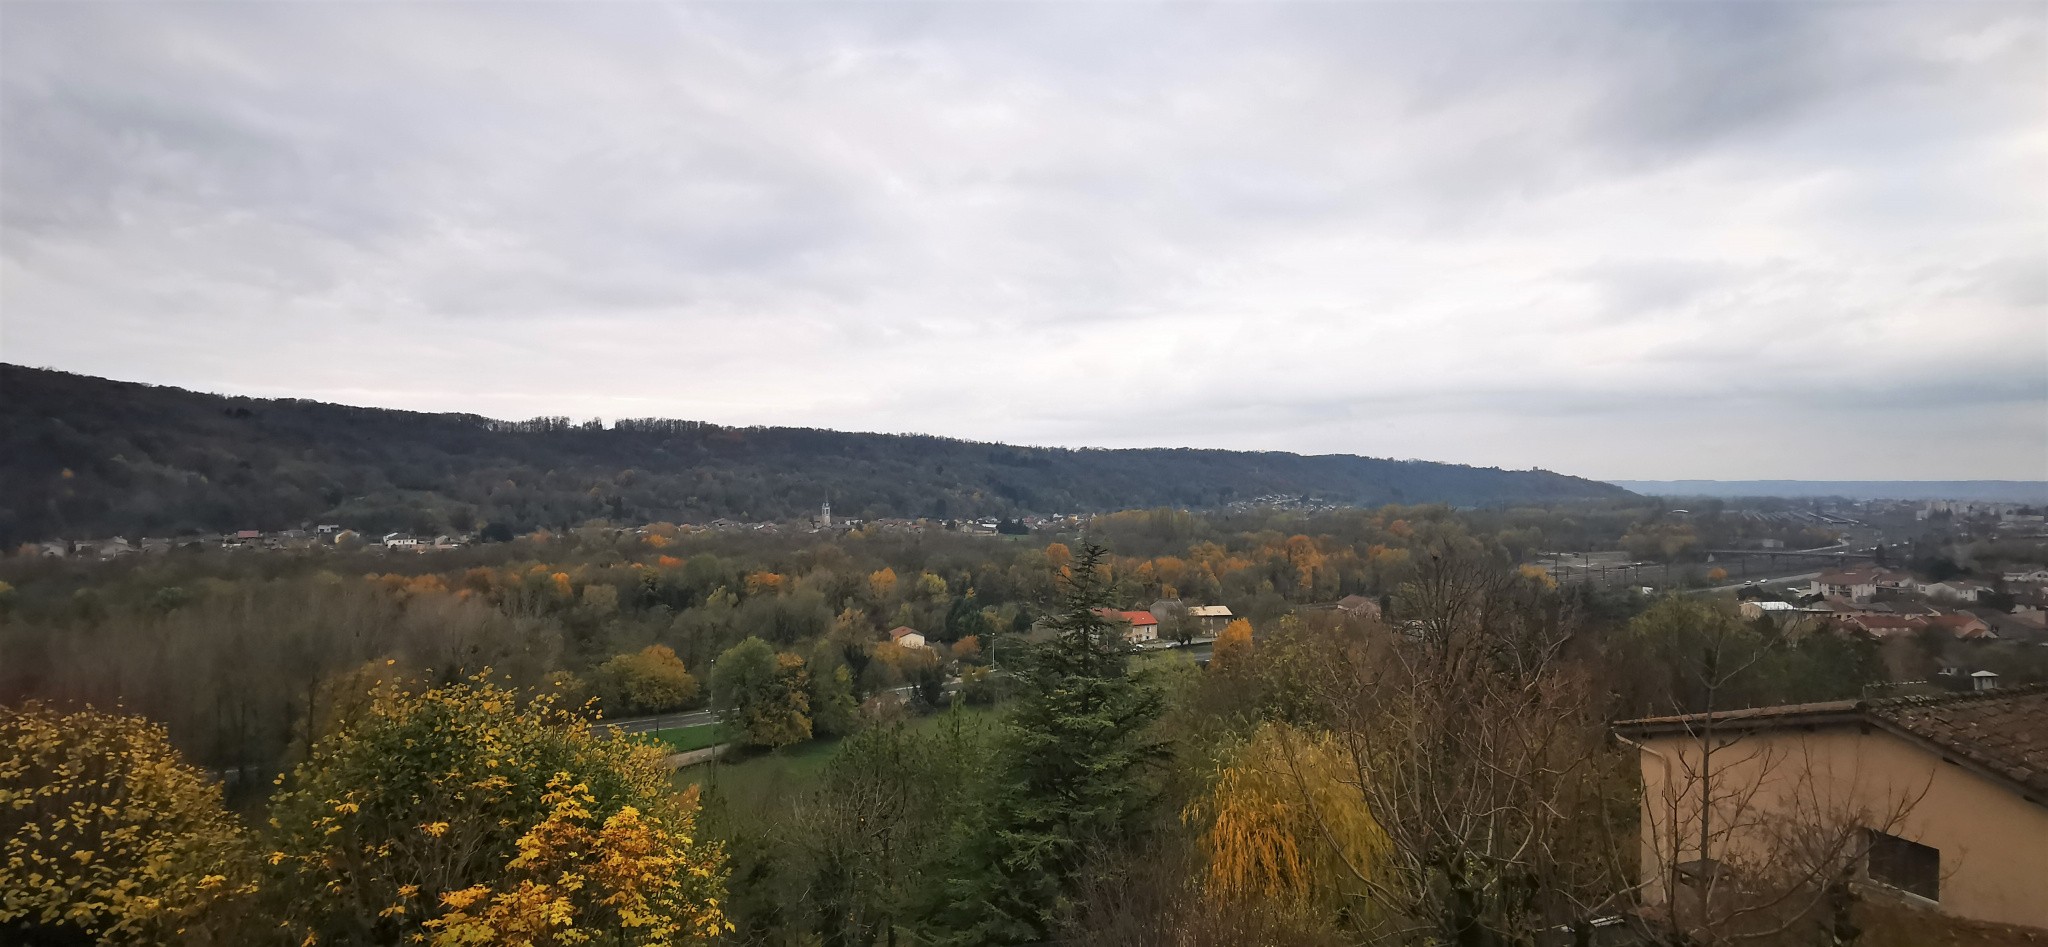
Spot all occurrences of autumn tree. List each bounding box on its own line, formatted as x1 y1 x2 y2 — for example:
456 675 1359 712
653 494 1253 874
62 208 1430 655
867 567 899 604
711 637 812 749
1 704 257 945
1211 618 1254 671
1185 722 1384 912
265 674 727 945
591 644 701 716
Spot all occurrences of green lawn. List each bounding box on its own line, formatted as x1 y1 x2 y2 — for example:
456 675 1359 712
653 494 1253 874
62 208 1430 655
680 737 841 816
677 704 1003 814
639 722 728 755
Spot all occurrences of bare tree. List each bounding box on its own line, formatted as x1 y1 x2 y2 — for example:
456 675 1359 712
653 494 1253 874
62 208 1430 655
1623 718 1931 946
1267 546 1633 946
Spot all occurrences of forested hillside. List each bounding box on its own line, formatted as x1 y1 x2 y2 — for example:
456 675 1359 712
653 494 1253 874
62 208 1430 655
0 365 1627 543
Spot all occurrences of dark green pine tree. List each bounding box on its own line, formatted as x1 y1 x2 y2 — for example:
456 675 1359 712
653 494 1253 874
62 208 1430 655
930 543 1167 944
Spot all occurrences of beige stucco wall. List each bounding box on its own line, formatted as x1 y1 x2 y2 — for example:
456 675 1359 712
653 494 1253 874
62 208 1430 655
1634 725 2048 929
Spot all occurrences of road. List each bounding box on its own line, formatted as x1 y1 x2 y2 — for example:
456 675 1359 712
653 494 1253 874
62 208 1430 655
1690 571 1821 595
1685 540 1886 595
599 708 722 736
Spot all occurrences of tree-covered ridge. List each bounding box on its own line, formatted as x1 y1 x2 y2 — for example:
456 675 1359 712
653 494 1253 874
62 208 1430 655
0 364 1628 545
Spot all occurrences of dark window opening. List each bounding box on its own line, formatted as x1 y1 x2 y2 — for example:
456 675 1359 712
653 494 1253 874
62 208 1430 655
1866 829 1939 902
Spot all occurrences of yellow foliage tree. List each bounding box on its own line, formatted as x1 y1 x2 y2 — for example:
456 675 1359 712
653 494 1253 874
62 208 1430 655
1707 567 1729 583
1212 618 1255 670
0 704 257 942
267 674 727 944
1518 564 1559 590
1185 722 1387 908
745 571 785 596
867 567 898 602
426 777 725 946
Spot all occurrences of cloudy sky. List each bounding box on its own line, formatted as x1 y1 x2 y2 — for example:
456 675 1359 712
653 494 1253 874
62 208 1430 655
3 2 2043 481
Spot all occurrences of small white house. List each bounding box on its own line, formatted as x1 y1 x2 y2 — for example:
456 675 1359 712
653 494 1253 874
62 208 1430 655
1813 570 1880 603
1186 604 1235 635
1094 608 1160 643
888 626 926 649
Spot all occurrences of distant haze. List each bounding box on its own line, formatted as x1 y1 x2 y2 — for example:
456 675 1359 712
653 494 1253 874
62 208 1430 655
1611 481 2048 503
2 3 2043 480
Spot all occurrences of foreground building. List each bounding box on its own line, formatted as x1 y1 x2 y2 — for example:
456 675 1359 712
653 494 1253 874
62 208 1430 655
1613 687 2048 931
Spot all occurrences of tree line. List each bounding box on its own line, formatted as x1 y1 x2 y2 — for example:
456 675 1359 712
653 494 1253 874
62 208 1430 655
5 503 1958 945
0 364 1625 546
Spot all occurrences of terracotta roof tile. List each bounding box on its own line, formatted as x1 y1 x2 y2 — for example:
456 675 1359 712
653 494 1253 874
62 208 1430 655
1867 688 2048 800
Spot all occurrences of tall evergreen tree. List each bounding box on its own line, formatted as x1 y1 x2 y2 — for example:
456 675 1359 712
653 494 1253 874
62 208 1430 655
931 544 1166 944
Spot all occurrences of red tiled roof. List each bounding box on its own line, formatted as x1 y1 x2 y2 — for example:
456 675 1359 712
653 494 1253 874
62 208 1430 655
1926 613 1993 639
1119 610 1158 626
887 626 920 640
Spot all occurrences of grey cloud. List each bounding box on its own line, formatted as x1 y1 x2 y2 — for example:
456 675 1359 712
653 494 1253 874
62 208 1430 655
2 1 2042 479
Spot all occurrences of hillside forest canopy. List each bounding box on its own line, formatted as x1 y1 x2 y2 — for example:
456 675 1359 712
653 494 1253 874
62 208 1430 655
0 364 1627 546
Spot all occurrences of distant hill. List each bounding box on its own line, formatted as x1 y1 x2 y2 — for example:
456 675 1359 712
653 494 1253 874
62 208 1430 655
1611 480 2048 503
0 365 1629 544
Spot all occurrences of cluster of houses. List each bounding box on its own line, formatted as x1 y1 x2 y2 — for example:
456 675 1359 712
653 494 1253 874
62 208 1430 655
1086 601 1238 644
680 505 1070 537
28 525 460 559
31 506 1079 562
1914 499 2048 530
1737 565 2048 646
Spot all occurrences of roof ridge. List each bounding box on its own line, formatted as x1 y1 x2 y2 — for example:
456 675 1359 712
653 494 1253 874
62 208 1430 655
1861 682 2048 712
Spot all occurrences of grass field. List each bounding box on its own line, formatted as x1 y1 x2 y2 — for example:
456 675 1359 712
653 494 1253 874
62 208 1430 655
640 722 728 755
677 704 1004 815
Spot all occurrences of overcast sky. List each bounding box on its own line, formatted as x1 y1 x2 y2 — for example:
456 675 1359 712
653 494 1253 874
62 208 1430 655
3 2 2044 481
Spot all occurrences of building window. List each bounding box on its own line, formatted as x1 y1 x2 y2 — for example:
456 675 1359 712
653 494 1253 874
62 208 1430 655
1866 829 1939 902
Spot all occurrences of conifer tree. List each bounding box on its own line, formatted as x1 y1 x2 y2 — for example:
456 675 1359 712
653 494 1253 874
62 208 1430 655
933 543 1166 944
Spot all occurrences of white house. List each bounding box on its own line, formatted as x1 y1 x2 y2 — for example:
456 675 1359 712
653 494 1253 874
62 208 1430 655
1812 569 1881 603
1186 604 1235 636
887 626 927 649
1094 608 1160 643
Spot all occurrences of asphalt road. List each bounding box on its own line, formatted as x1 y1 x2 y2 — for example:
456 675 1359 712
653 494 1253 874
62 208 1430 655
1691 571 1821 595
599 708 722 736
